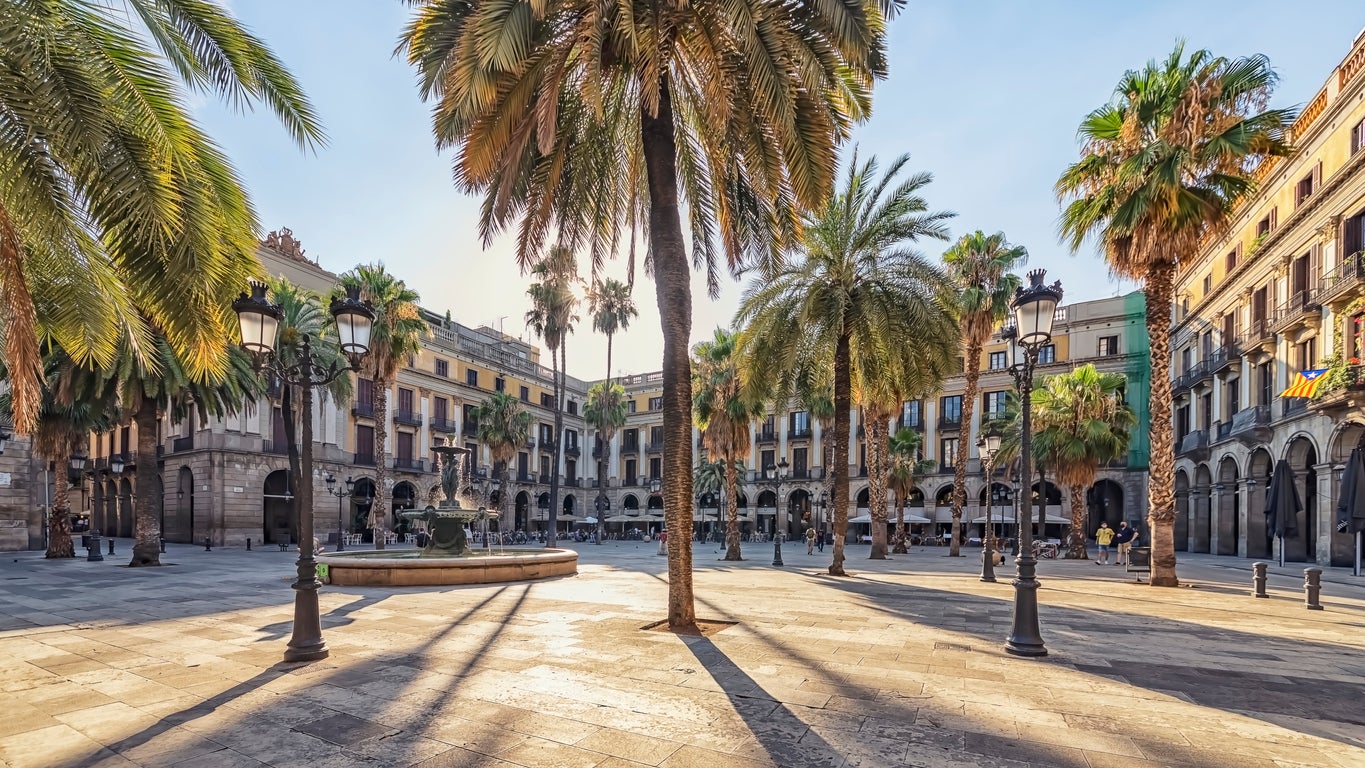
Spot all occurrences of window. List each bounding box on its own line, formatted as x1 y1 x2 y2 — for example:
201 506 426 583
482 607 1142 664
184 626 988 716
1354 118 1365 155
1226 380 1240 417
622 429 639 450
939 395 963 425
565 430 579 450
648 396 662 411
760 449 775 473
1352 313 1365 360
1257 362 1273 407
1202 274 1212 295
792 447 808 477
1295 338 1316 371
1296 169 1317 207
435 358 449 378
463 403 479 433
761 414 776 435
1200 392 1212 432
1201 330 1214 359
1226 249 1238 274
539 424 554 444
520 385 530 402
356 425 375 462
1181 347 1193 374
466 368 479 387
1098 335 1120 356
624 459 637 484
982 391 1008 420
433 397 448 423
517 452 529 478
988 351 1008 370
1179 296 1190 317
541 392 555 408
1175 404 1190 440
649 426 664 446
901 400 922 430
1039 345 1056 364
940 438 958 469
566 459 577 480
567 400 577 416
628 399 637 414
397 387 414 415
1257 214 1272 238
790 411 810 436
494 377 505 392
396 431 414 462
356 377 374 410
649 457 662 479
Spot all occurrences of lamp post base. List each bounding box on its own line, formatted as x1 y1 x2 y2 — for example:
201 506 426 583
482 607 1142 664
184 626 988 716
1004 554 1047 657
284 574 329 663
979 545 997 583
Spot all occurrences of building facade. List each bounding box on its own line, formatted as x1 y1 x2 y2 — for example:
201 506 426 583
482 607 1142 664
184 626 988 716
1170 32 1365 566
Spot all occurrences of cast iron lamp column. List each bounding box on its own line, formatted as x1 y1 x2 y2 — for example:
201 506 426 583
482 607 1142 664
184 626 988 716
765 460 789 565
234 282 374 663
977 426 1001 582
324 474 355 552
1002 269 1062 658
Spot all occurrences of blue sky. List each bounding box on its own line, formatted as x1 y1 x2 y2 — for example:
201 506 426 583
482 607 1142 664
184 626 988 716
197 1 1363 380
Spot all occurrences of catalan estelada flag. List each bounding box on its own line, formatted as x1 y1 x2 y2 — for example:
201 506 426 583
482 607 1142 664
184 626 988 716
1280 369 1329 398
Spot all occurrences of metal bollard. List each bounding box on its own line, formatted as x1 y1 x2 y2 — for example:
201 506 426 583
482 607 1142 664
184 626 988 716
772 535 784 567
1252 562 1268 598
87 531 104 562
159 538 165 554
246 538 252 551
204 537 212 552
1304 568 1323 611
107 537 114 555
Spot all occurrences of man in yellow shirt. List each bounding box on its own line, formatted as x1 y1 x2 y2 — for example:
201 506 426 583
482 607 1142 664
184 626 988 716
1095 522 1115 565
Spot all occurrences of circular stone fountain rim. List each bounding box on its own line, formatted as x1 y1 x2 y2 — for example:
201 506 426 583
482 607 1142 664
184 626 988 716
317 548 577 569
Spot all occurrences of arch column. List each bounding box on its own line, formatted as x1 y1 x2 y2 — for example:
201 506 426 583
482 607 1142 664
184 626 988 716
1237 477 1257 558
1313 462 1336 566
1286 469 1311 563
1190 487 1211 553
1209 484 1226 555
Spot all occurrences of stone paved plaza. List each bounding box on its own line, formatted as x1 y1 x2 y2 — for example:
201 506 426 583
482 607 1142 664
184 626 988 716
0 540 1362 768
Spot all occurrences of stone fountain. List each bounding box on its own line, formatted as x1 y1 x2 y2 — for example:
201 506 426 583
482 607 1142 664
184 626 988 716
401 444 497 556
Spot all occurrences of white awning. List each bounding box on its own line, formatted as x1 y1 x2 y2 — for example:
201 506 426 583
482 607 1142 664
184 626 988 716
971 513 1071 525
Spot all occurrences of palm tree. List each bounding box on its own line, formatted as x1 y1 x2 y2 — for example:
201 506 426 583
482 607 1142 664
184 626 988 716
1 0 322 435
524 248 578 547
1030 366 1135 560
1057 44 1293 586
942 231 1027 557
693 329 763 561
584 381 628 542
476 392 535 523
399 0 895 630
588 279 638 385
738 153 957 576
888 427 935 554
336 265 428 550
694 456 744 538
267 278 353 549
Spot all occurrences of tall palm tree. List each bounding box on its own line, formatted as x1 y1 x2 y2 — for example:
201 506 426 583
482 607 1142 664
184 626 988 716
476 392 535 522
693 328 763 561
399 0 895 630
694 456 744 537
525 248 578 547
267 278 353 548
584 380 628 542
0 0 322 435
942 231 1027 557
336 265 428 550
1031 365 1135 560
1057 44 1293 586
588 279 638 385
888 427 935 554
738 153 957 576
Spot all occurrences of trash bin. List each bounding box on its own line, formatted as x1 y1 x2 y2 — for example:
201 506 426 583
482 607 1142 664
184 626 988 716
80 534 91 549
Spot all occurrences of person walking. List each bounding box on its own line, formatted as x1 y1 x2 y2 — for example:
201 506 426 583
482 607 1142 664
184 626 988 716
804 527 817 554
1112 521 1137 567
1094 522 1114 565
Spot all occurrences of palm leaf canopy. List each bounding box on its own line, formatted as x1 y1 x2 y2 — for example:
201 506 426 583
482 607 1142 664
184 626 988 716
398 0 900 288
1030 364 1135 490
588 278 638 337
1055 42 1295 277
942 230 1026 345
693 327 763 461
0 0 323 433
584 381 628 434
476 391 534 464
335 263 429 383
524 250 579 349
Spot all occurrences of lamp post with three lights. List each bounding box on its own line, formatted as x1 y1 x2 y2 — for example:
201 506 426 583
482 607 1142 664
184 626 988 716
999 269 1062 658
324 474 355 552
233 282 374 663
764 459 789 566
976 427 1002 582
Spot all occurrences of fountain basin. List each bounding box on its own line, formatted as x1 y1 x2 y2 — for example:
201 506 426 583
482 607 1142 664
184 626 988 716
318 549 577 587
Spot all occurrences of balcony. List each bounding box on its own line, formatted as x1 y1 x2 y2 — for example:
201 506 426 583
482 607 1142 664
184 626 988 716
517 471 536 483
354 453 376 467
566 477 580 487
171 435 194 453
394 410 423 427
1240 319 1276 355
1316 252 1365 308
1213 421 1233 443
789 427 813 440
621 441 639 454
263 440 288 456
938 417 962 432
938 463 954 474
756 430 778 445
352 401 376 419
592 446 607 460
1272 289 1321 334
540 473 553 484
1208 343 1242 375
539 439 556 453
393 457 426 472
645 441 664 453
1171 361 1209 394
791 467 811 480
526 439 537 450
462 422 479 437
624 476 638 488
1176 430 1210 460
429 417 458 433
1313 366 1365 414
1281 397 1309 419
1228 405 1272 444
564 444 581 458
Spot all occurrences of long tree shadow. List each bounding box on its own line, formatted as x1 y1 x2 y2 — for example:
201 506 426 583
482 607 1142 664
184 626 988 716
813 573 1365 752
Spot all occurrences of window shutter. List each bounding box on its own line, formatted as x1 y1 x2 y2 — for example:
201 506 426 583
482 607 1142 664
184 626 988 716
1269 208 1278 230
1313 161 1323 190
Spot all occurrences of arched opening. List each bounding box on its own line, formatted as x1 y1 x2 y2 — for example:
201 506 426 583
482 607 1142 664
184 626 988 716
351 478 376 540
535 492 551 531
391 481 417 533
1216 456 1240 556
907 487 925 507
515 491 530 530
622 493 640 511
563 493 577 517
1285 436 1318 563
1246 448 1273 558
263 469 293 545
118 477 134 538
1327 422 1365 566
1174 469 1190 551
1087 479 1124 536
755 490 776 533
788 488 811 536
1192 464 1213 553
646 492 663 511
166 466 194 544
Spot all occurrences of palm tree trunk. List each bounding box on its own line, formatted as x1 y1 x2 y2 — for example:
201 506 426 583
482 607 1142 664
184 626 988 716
892 484 908 554
1145 262 1178 586
1067 483 1088 559
867 412 889 559
642 72 697 627
129 398 162 566
830 330 852 576
723 456 742 561
547 342 562 547
606 332 614 387
952 337 984 557
46 440 75 558
373 382 390 550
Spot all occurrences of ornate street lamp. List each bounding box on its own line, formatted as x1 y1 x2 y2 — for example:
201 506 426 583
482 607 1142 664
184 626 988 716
234 281 374 663
765 459 789 566
324 474 355 552
1002 269 1061 658
109 453 125 476
977 426 1002 582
